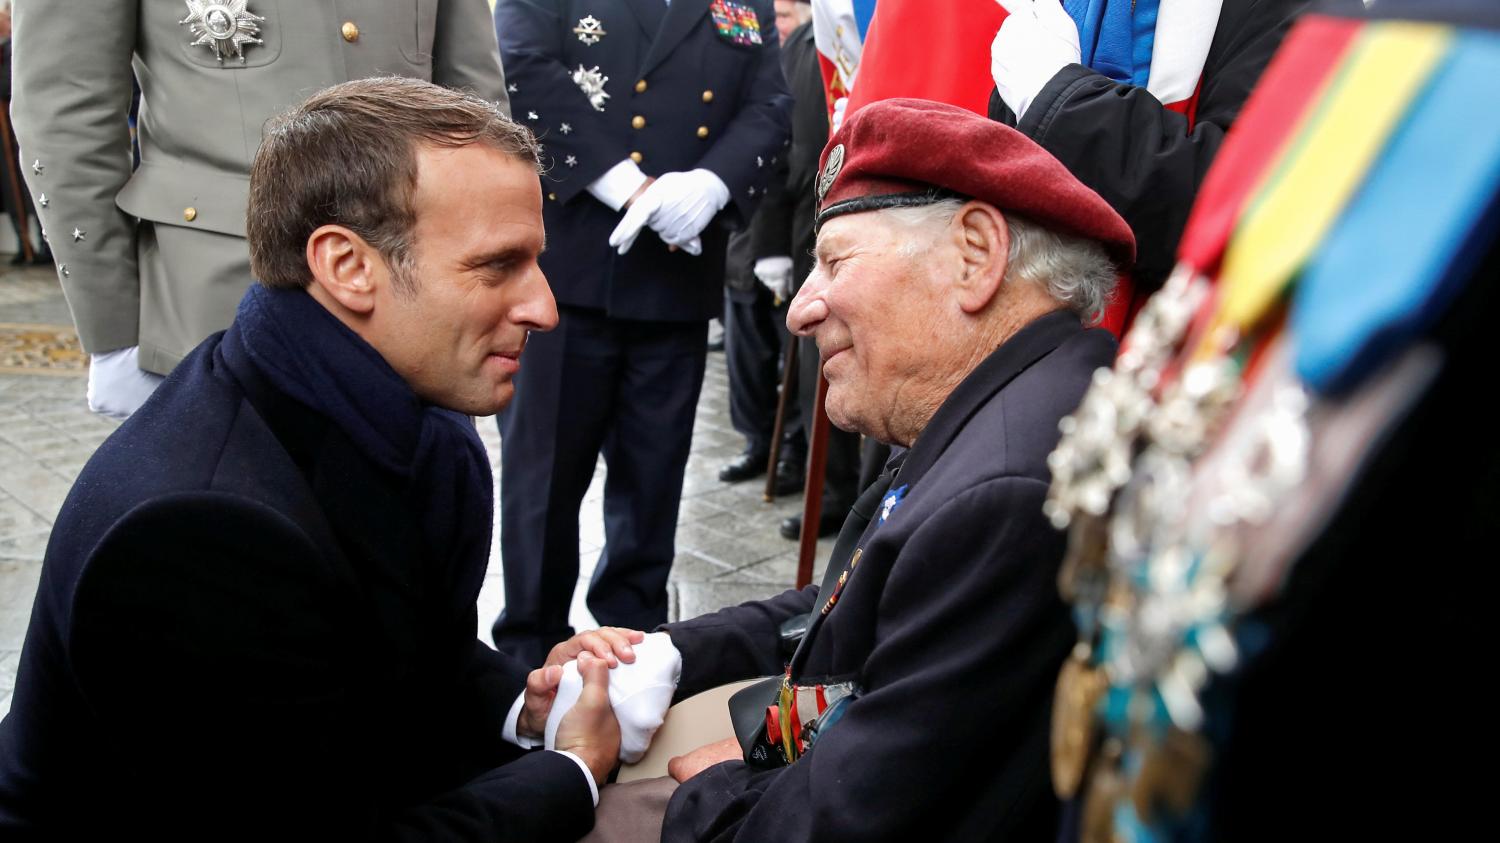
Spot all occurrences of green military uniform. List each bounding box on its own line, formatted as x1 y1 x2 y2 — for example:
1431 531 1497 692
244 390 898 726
11 0 508 374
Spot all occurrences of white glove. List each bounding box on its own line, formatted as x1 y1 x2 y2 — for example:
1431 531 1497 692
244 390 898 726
544 632 682 764
86 346 164 420
831 97 849 133
991 0 1081 121
608 169 730 256
754 256 794 302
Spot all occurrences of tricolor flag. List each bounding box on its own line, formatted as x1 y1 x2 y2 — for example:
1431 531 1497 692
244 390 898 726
811 0 876 115
844 1 1005 116
841 1 1221 119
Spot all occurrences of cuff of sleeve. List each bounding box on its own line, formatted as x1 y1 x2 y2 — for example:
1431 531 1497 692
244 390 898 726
588 159 651 211
554 749 600 806
1017 64 1099 139
692 168 731 213
502 692 543 749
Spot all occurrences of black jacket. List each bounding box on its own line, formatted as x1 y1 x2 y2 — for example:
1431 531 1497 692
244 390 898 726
0 286 592 840
661 311 1117 842
727 20 826 295
989 0 1315 291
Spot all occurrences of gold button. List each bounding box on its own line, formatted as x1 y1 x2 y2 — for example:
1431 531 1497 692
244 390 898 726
696 126 709 139
341 21 359 42
183 207 197 222
634 79 648 93
548 192 557 201
702 90 714 103
629 151 643 164
631 115 646 130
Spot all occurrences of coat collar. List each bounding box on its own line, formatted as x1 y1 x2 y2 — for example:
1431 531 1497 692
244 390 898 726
220 285 430 479
641 0 710 77
621 0 668 38
896 309 1085 490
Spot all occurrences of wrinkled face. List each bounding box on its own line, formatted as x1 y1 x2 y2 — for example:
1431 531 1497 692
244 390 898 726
786 211 956 445
373 144 556 416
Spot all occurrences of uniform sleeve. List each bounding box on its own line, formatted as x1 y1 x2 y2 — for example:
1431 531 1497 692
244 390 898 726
990 0 1306 291
663 585 818 700
663 477 1073 842
747 154 795 261
433 0 512 116
69 493 595 842
495 0 632 202
11 0 141 354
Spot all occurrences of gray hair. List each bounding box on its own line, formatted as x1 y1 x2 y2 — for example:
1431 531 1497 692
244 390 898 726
881 198 1118 324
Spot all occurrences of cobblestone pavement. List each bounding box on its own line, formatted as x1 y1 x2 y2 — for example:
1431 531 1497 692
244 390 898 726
0 265 833 718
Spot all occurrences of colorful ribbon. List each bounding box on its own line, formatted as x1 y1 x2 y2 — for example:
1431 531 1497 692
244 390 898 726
1294 30 1500 394
1205 22 1452 346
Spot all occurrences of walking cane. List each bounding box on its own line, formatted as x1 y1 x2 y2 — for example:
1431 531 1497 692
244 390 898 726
796 372 830 589
762 336 799 502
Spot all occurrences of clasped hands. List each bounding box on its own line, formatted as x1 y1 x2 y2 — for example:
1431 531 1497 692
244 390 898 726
517 627 739 785
608 169 730 257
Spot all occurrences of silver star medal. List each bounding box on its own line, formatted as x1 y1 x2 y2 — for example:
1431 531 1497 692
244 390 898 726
573 15 606 45
180 1 265 64
572 65 610 112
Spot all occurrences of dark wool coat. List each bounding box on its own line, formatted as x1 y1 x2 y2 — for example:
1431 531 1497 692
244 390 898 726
662 311 1117 842
0 286 592 840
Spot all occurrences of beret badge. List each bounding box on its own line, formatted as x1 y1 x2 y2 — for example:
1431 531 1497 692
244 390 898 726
818 143 845 203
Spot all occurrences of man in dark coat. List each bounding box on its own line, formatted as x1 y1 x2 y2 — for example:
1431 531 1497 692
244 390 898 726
0 78 626 840
717 0 819 494
491 0 793 666
560 98 1137 841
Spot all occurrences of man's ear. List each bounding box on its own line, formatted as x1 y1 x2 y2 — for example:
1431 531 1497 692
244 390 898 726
305 224 382 314
950 202 1010 315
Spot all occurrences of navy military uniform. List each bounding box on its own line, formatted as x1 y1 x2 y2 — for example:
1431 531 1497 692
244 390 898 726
493 0 791 664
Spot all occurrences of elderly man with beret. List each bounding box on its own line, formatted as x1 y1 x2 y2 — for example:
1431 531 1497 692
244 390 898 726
550 97 1136 841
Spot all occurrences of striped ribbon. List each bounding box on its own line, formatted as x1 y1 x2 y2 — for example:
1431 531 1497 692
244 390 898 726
1293 30 1500 394
1175 15 1362 273
1203 22 1452 350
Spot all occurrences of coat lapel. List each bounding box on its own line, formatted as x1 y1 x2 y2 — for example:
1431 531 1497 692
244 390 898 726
620 0 667 38
640 0 710 77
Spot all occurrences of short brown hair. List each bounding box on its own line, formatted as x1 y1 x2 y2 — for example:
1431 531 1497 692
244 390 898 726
248 76 541 291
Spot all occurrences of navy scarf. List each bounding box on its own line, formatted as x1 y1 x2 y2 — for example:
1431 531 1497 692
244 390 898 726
224 284 493 573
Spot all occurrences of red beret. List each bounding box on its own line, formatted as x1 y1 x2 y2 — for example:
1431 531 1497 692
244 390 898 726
815 98 1136 267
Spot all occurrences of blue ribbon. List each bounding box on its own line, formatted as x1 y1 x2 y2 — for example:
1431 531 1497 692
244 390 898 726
1064 0 1159 86
1293 31 1500 395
